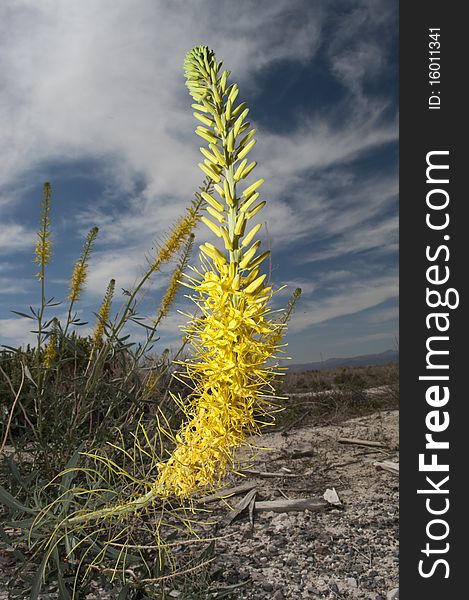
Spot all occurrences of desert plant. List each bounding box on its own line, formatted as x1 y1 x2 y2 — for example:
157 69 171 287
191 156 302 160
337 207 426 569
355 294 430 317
0 178 207 476
1 46 298 598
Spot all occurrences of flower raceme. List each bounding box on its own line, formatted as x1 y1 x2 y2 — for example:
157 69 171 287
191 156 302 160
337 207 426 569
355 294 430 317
68 227 99 303
92 278 115 347
35 182 52 280
155 46 285 497
59 46 290 530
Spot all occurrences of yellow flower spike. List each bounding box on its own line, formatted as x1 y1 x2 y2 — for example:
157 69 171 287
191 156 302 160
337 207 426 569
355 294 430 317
68 226 99 302
153 46 287 499
43 318 59 369
93 278 115 347
34 182 52 280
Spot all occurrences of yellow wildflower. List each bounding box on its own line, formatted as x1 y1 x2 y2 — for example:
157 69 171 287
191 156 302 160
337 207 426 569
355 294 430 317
43 318 59 368
93 279 115 347
68 227 99 302
34 182 52 280
156 46 284 498
155 235 194 324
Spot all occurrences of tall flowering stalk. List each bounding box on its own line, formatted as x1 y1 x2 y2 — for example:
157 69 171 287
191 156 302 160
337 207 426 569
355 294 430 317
68 227 99 304
35 182 52 281
156 46 283 497
43 318 59 369
61 46 287 527
34 183 53 393
92 278 115 349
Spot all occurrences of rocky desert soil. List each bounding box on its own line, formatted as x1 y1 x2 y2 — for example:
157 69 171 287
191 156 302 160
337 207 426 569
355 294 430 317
1 409 399 599
207 409 399 600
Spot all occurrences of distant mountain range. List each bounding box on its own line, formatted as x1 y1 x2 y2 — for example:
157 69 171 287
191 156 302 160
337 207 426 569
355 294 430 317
288 349 399 372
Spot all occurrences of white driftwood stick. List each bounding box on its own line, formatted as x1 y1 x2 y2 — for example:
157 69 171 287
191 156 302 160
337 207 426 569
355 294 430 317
374 460 399 475
338 437 385 448
239 469 301 478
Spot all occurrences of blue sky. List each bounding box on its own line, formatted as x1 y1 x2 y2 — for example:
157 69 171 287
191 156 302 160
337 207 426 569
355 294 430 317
0 0 398 363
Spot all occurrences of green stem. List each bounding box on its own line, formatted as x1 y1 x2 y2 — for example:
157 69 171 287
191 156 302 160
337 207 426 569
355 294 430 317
63 488 158 527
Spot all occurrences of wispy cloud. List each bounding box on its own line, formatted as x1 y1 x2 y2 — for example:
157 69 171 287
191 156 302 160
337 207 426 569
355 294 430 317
0 223 36 252
289 273 398 332
0 317 36 346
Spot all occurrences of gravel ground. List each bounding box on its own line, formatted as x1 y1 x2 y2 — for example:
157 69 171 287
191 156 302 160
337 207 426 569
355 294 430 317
207 409 399 599
1 410 399 599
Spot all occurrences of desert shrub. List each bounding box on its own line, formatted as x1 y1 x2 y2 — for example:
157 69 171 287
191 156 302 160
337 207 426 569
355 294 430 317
333 368 367 390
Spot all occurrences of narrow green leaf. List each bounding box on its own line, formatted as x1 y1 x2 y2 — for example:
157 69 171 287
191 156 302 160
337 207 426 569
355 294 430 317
0 484 35 514
10 310 34 319
53 548 72 600
61 443 85 491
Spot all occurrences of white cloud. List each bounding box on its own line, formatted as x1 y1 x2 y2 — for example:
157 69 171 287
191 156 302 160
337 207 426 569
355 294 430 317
289 274 398 331
0 223 36 252
84 245 180 300
0 317 36 347
0 0 325 194
0 277 31 295
336 331 397 347
366 305 399 324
